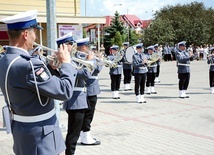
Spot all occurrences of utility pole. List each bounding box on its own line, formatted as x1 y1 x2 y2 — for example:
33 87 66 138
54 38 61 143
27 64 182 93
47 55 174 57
46 0 57 51
46 0 65 130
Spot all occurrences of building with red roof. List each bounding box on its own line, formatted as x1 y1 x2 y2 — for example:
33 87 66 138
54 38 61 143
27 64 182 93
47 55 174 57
83 14 152 44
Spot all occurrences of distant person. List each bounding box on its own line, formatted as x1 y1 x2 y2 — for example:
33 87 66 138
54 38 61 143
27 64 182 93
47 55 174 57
132 43 147 103
163 44 172 61
175 41 194 98
107 45 122 99
207 47 214 94
121 42 133 91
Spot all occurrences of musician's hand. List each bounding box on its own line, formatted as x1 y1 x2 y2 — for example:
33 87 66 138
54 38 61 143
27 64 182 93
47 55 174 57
48 58 59 70
86 51 95 60
143 59 148 64
56 44 71 63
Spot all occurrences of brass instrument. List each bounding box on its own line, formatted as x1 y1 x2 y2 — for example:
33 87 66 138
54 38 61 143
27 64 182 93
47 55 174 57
33 42 96 71
147 53 159 67
0 45 5 54
104 50 124 68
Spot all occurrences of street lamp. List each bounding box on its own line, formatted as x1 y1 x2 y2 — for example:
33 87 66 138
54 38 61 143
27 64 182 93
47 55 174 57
112 3 122 15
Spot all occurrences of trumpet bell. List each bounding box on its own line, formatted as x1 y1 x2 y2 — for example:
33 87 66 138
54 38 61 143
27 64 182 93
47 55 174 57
0 45 5 54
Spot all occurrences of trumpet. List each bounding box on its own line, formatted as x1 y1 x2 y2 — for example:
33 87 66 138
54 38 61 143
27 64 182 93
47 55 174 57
33 42 96 71
0 45 6 54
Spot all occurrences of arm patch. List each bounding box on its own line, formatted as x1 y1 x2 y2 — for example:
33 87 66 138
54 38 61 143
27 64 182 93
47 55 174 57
35 67 50 81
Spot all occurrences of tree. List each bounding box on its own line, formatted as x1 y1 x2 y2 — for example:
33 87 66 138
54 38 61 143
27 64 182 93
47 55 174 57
143 2 214 46
83 29 87 38
127 28 139 46
103 11 126 54
111 31 123 48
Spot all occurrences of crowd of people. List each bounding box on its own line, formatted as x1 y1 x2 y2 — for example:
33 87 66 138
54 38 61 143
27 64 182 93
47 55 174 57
162 43 214 62
0 9 214 155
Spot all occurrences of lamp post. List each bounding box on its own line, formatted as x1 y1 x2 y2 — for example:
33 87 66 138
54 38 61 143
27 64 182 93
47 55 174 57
85 0 86 16
112 3 122 15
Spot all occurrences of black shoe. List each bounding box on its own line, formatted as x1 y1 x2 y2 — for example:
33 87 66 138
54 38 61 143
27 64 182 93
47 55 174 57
185 96 189 98
151 92 157 94
113 97 118 99
179 97 185 99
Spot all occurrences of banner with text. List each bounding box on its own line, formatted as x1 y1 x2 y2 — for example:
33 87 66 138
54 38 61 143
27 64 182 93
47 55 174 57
58 25 82 40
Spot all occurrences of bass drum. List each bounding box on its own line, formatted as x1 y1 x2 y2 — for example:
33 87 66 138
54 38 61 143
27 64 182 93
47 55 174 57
125 46 136 63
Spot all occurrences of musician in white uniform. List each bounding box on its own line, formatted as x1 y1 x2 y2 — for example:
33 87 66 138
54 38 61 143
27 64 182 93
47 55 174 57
108 45 122 99
132 43 147 103
145 45 158 94
121 42 132 90
154 44 161 83
175 41 194 98
207 47 214 94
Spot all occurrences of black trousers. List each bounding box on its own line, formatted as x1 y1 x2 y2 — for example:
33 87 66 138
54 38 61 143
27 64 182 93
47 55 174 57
134 73 147 95
146 73 156 87
110 74 121 91
209 71 214 87
82 95 97 132
65 110 85 155
156 65 160 77
164 54 172 61
178 73 190 90
123 69 132 84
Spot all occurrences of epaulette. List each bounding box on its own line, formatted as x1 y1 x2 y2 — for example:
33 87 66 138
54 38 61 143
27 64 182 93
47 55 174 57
20 54 33 60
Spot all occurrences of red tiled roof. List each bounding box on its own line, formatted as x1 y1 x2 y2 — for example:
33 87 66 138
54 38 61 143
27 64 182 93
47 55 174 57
105 16 112 26
84 15 152 30
141 20 152 28
122 14 143 28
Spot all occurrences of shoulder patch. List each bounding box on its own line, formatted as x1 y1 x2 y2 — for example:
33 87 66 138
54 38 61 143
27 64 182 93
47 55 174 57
36 67 50 81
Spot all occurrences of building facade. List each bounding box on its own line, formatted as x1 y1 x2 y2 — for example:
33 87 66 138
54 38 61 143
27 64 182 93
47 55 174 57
0 0 105 49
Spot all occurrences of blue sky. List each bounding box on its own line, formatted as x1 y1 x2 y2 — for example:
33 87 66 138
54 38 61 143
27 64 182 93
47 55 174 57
80 0 214 19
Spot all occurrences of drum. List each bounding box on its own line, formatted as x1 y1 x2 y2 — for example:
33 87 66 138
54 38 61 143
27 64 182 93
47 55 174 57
125 46 136 63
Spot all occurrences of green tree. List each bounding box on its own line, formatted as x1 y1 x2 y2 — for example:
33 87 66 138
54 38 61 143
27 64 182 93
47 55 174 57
103 11 126 54
127 29 139 46
111 31 123 48
144 2 214 46
83 29 87 38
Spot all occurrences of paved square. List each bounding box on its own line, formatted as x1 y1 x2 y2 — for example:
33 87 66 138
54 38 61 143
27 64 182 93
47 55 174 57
0 60 214 155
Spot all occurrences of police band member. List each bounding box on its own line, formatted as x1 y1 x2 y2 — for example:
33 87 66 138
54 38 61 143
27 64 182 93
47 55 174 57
154 44 161 83
121 42 132 91
108 45 122 99
145 45 158 94
207 47 214 94
132 43 147 103
163 43 172 61
80 45 102 145
0 10 77 155
175 41 194 98
62 37 94 155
